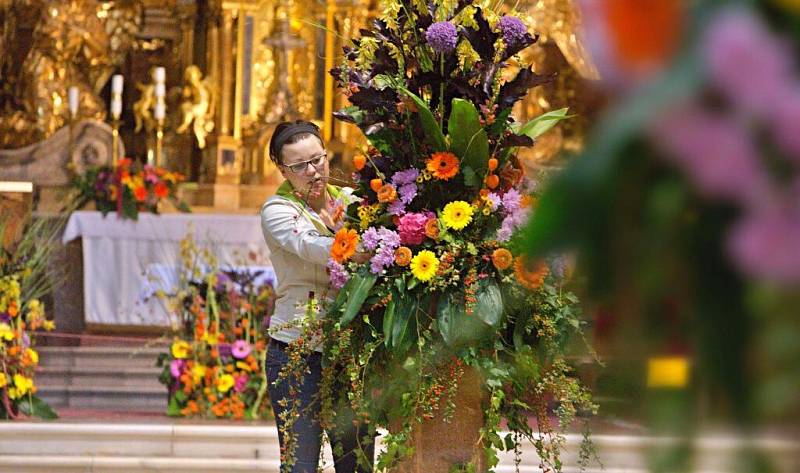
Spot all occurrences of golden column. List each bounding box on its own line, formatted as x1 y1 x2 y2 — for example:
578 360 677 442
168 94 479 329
197 0 259 209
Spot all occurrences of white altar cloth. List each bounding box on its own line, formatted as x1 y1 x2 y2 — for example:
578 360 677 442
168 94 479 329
62 211 272 326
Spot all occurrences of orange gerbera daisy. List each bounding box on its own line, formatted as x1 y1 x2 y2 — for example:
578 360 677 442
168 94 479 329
154 182 169 198
491 248 513 270
426 151 459 180
377 183 398 203
133 186 148 202
424 218 440 240
394 246 412 266
514 256 549 290
331 228 359 263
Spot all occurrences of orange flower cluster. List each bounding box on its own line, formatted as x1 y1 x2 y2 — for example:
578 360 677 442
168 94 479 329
426 152 460 180
331 228 359 263
514 256 549 290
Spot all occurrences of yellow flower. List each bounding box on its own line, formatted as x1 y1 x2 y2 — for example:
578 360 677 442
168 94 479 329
171 340 191 359
236 361 252 372
0 323 13 341
410 250 439 282
43 320 56 331
13 374 33 396
441 201 474 230
0 373 6 388
25 348 39 365
191 364 207 383
203 332 219 346
216 374 235 393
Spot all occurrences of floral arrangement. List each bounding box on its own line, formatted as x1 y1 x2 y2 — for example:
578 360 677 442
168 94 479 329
0 216 62 420
73 158 189 220
312 1 596 470
155 234 276 419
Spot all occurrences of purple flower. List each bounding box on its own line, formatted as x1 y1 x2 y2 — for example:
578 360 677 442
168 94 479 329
377 227 401 248
388 200 406 216
170 359 185 378
497 16 528 47
0 312 9 323
218 343 232 359
398 183 418 205
391 168 420 187
425 21 457 54
728 206 800 285
703 8 794 117
361 227 381 251
652 107 768 206
487 193 502 211
327 259 350 289
234 374 249 393
502 188 522 214
773 91 800 162
370 246 396 274
398 212 431 245
231 340 251 359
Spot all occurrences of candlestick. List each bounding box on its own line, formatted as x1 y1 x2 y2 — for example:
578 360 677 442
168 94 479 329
111 74 124 94
68 86 79 117
154 67 166 84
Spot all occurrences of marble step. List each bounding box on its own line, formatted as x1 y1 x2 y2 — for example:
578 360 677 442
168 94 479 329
36 346 165 369
36 384 167 411
0 422 796 473
36 366 164 389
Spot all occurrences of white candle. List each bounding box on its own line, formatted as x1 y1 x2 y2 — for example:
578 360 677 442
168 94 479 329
111 74 124 94
153 67 166 83
111 97 122 118
68 86 79 116
154 102 166 121
154 82 166 98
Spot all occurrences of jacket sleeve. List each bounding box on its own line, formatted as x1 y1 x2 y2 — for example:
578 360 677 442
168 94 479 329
260 199 333 266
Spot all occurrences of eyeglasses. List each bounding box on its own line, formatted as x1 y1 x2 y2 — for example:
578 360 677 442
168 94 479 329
280 152 328 173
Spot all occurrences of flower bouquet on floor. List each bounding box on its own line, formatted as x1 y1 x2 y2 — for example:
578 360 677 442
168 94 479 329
72 158 190 220
0 215 61 420
318 1 597 471
155 234 276 419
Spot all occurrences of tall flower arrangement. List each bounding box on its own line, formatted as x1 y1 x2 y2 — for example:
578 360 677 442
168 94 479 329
321 1 596 470
155 234 276 419
73 158 189 220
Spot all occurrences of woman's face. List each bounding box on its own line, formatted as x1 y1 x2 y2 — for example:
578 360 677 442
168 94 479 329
278 135 329 199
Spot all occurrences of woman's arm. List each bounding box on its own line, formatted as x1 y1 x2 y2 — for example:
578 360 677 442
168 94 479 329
261 200 333 266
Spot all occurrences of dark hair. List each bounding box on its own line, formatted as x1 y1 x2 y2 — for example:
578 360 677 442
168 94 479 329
268 120 323 165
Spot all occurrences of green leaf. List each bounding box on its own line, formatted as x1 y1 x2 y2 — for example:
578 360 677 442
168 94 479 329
391 293 421 356
382 296 397 349
511 107 571 140
437 292 490 348
340 272 378 326
17 395 58 420
174 390 187 402
167 395 182 416
474 279 503 327
513 311 531 351
462 165 479 187
449 98 489 180
398 87 445 151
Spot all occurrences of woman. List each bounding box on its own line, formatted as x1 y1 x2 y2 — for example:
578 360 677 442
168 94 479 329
260 120 373 473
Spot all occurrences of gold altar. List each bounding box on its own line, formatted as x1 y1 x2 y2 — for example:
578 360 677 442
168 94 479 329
0 0 599 211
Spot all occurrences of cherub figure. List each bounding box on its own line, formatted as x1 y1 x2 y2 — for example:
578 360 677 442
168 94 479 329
132 79 156 133
176 65 215 149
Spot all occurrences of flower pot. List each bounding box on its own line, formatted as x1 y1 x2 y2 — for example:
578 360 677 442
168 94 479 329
390 367 486 473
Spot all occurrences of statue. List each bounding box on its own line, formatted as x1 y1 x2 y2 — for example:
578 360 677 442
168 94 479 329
0 0 141 149
176 65 215 149
133 78 156 133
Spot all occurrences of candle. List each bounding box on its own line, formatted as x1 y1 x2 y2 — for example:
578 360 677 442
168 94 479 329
111 74 124 94
154 82 166 98
111 97 122 118
153 67 166 83
154 102 166 121
68 86 79 116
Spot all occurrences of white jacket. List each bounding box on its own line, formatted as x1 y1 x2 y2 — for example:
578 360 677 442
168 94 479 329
259 187 355 348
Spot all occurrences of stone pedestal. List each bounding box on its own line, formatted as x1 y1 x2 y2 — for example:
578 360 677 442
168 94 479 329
0 181 33 250
392 368 486 473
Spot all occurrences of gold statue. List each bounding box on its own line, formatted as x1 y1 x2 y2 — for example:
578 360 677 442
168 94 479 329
176 65 214 149
133 79 156 134
0 0 141 149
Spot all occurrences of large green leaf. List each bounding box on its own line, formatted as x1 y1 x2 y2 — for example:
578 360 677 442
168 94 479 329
339 272 378 326
474 279 504 327
449 98 490 181
511 107 571 140
391 293 423 356
17 395 58 420
382 296 397 349
437 292 490 348
398 87 446 151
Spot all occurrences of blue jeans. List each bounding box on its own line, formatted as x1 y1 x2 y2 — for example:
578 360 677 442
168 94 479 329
266 339 374 473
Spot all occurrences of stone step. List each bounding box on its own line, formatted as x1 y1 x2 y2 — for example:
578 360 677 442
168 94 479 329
36 366 164 389
36 384 167 412
36 346 165 369
0 422 796 473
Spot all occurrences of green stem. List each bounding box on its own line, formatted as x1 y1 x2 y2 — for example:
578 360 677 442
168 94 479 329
438 55 445 131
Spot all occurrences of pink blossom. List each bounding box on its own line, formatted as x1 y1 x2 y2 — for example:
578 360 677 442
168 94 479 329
772 91 800 162
728 206 800 285
234 374 249 393
170 359 185 378
398 212 432 245
231 340 251 359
